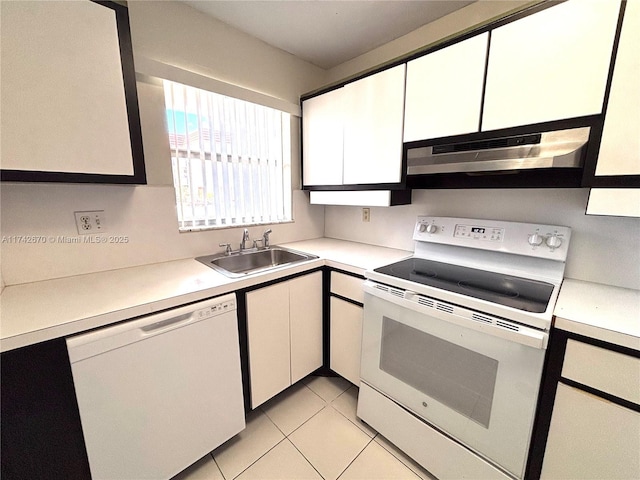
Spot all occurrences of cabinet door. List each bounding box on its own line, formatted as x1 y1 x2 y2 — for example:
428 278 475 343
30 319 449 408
343 65 406 185
595 0 640 177
541 383 640 479
330 297 363 386
483 0 620 131
289 272 323 384
246 281 291 408
302 88 344 186
404 33 488 142
586 188 640 218
0 1 145 183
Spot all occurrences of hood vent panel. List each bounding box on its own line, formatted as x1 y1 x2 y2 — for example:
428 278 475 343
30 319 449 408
407 127 589 177
432 134 541 155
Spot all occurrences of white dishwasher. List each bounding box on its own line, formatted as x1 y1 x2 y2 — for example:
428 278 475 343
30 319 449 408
67 293 245 480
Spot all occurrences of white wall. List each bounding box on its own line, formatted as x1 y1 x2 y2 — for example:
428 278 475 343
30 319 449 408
0 185 323 285
129 1 328 107
0 1 326 285
325 189 640 290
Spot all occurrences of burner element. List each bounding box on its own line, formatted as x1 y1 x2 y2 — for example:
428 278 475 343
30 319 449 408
411 268 437 278
458 281 520 299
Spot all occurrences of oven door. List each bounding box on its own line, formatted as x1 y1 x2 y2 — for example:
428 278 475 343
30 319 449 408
360 281 547 479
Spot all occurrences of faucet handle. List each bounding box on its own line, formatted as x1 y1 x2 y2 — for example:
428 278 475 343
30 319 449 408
219 243 232 255
263 229 272 247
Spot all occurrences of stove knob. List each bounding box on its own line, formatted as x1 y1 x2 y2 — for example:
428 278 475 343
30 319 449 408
546 235 563 249
528 233 544 246
426 224 438 234
419 224 427 232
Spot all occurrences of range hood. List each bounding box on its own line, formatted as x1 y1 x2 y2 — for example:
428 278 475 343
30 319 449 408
406 127 590 176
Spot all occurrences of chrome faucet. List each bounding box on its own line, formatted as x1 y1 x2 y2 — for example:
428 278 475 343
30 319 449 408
240 228 250 251
263 229 272 248
219 243 232 256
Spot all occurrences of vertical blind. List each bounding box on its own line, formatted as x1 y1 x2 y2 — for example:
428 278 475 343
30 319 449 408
163 80 292 231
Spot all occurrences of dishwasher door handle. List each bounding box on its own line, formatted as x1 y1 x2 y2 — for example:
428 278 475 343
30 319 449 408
67 293 237 364
141 312 192 334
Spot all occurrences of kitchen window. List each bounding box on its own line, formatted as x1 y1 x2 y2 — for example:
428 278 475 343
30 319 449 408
163 80 292 231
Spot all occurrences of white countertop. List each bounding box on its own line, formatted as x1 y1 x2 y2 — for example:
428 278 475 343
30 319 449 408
3 237 638 353
554 278 640 350
282 238 412 275
0 238 411 352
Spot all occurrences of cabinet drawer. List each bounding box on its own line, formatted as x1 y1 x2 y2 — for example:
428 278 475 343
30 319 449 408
562 339 640 404
331 272 364 303
541 383 640 479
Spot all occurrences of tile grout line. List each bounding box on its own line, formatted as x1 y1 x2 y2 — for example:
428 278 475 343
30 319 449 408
215 377 358 480
303 375 352 400
372 436 431 480
283 436 328 480
257 385 330 479
209 452 227 480
334 434 377 480
328 389 377 439
282 378 362 480
267 379 352 439
227 436 289 480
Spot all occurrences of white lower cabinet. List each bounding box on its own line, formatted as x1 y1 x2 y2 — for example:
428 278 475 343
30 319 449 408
290 272 324 384
329 271 364 386
541 383 640 479
330 297 363 386
541 337 640 479
246 271 322 408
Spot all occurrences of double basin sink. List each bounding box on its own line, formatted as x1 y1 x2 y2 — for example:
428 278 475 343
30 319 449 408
196 247 318 278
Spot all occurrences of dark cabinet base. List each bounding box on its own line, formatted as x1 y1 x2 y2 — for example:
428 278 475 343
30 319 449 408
1 339 91 479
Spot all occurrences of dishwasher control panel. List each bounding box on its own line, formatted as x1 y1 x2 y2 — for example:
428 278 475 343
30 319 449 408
197 298 236 319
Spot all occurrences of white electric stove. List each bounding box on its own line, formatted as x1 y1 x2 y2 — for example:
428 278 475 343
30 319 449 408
357 216 571 480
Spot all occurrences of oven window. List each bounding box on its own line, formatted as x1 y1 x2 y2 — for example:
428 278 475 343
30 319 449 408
380 317 498 428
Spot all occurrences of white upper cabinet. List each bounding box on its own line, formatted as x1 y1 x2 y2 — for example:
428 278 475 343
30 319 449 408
404 33 488 142
483 0 621 131
594 0 640 177
302 88 344 186
586 1 640 217
1 0 145 183
342 65 406 185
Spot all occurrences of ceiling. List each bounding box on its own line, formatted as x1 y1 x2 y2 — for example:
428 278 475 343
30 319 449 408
183 1 475 70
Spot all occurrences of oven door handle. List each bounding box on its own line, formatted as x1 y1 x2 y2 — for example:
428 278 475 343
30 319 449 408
363 281 548 349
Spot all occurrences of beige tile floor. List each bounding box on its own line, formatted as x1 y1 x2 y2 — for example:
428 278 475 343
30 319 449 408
172 375 436 480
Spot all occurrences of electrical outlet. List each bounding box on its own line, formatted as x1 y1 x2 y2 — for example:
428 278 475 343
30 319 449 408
362 208 371 222
74 211 106 235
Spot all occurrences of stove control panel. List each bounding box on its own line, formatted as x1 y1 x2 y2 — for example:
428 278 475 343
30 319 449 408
414 216 571 261
453 224 504 242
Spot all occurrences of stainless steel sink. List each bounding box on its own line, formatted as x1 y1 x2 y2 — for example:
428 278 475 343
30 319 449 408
196 247 318 278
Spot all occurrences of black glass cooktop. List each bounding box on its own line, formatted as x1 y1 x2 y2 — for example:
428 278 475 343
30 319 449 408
374 258 554 313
